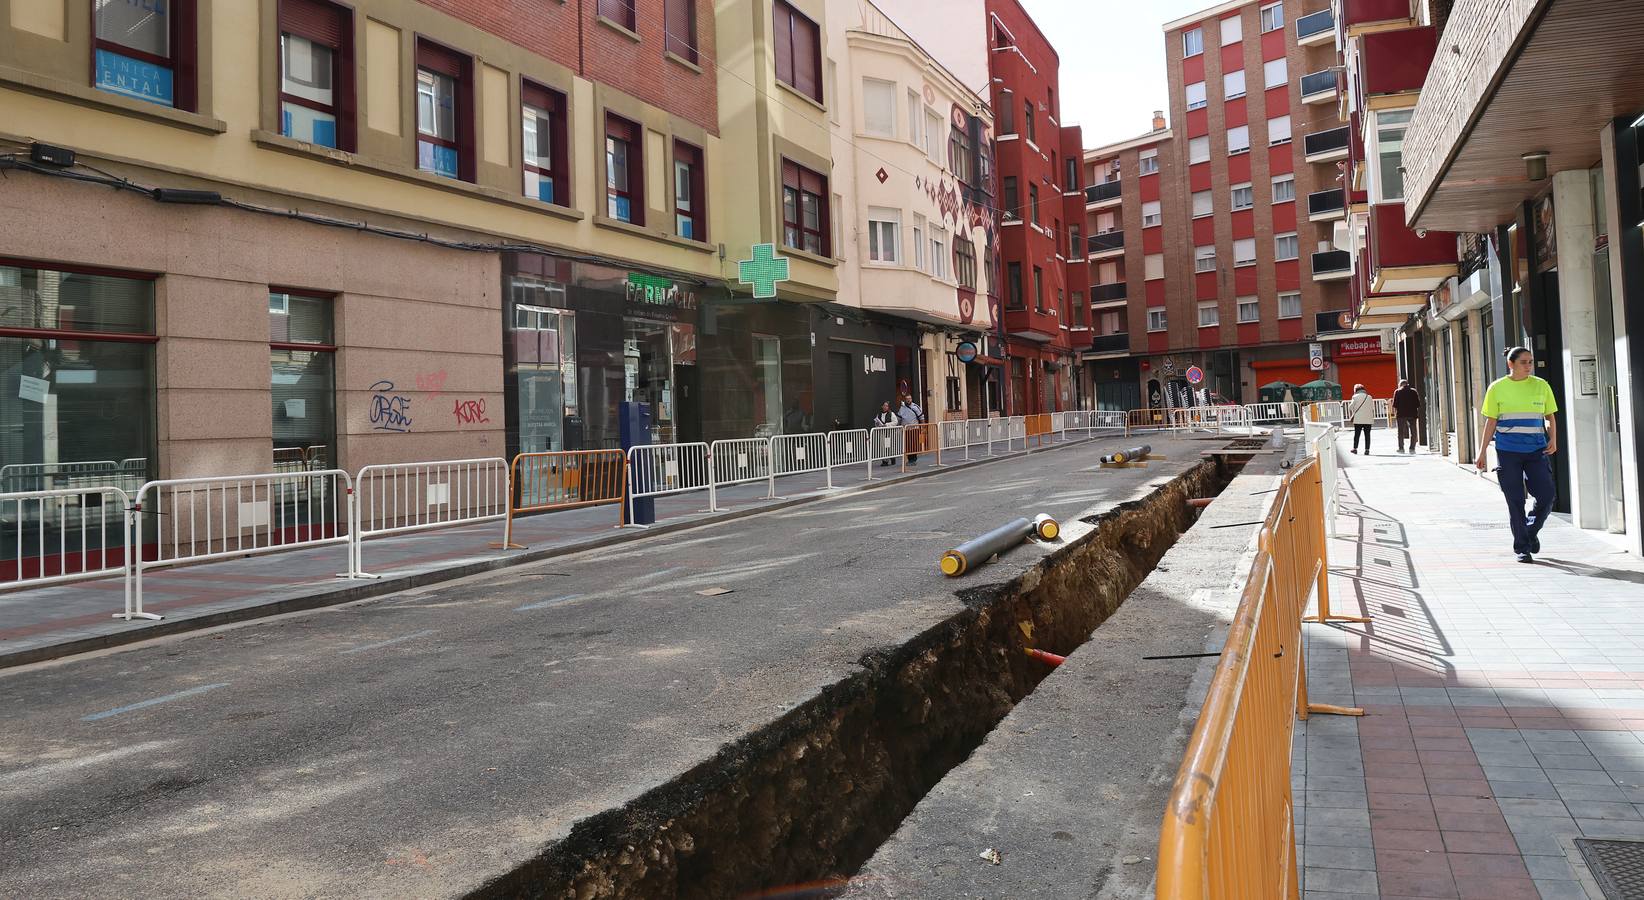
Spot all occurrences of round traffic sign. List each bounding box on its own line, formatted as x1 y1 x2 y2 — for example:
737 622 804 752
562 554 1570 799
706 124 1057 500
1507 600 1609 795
955 341 978 364
1185 365 1204 385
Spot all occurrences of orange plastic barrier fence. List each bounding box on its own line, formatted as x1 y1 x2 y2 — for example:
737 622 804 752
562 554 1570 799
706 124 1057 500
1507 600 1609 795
1155 456 1363 899
495 449 628 549
900 423 941 469
1024 413 1053 447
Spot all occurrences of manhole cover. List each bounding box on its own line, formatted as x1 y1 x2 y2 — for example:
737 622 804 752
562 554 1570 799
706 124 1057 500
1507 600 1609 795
876 531 952 540
1577 839 1644 898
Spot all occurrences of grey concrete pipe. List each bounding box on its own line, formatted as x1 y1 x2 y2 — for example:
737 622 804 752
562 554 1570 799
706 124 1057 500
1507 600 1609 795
1100 445 1152 465
940 514 1059 577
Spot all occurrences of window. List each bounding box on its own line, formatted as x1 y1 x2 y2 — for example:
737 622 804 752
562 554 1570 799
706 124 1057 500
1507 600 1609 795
673 140 705 240
1148 308 1168 331
1067 225 1084 258
1047 86 1056 120
1228 125 1250 154
912 213 925 270
1099 310 1123 334
1192 189 1214 218
1145 253 1165 280
926 109 944 161
1220 15 1242 44
1008 262 1024 308
1029 183 1040 224
1023 100 1036 143
1260 2 1284 32
773 1 822 103
1376 109 1414 202
1189 136 1210 163
1072 291 1087 327
863 78 896 136
907 88 921 144
95 0 197 110
1263 58 1288 89
1237 296 1260 322
868 207 901 263
931 228 947 279
598 0 636 30
665 0 699 63
270 291 336 471
279 0 351 150
1231 182 1254 210
1095 211 1116 233
605 113 643 223
1268 114 1291 144
1198 302 1220 326
1186 81 1207 111
1033 266 1045 312
1066 156 1079 189
1234 238 1256 266
1195 245 1217 273
1224 70 1246 100
523 81 567 205
781 159 830 255
1272 173 1295 202
1003 176 1020 220
955 238 977 288
1139 148 1159 174
1142 200 1162 226
1278 292 1302 318
996 87 1015 134
1097 261 1119 283
1183 27 1204 57
416 41 471 180
1275 232 1299 261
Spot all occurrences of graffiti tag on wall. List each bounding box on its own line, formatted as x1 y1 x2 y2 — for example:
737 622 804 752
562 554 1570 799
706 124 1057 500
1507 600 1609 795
415 369 449 397
369 381 413 432
452 398 490 425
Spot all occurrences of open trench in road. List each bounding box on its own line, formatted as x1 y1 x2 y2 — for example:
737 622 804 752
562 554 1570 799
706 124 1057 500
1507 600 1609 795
467 455 1236 900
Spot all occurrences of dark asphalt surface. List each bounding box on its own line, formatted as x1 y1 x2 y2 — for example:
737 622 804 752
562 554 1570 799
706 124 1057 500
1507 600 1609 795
0 437 1208 899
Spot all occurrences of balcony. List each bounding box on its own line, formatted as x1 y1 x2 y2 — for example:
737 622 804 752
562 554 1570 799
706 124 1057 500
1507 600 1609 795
1087 231 1124 259
1360 26 1437 96
1312 249 1352 281
1091 281 1127 303
1369 202 1457 292
1308 188 1346 221
1084 180 1123 208
1342 0 1414 30
1304 126 1350 163
1296 8 1334 46
1300 70 1338 104
1088 332 1130 355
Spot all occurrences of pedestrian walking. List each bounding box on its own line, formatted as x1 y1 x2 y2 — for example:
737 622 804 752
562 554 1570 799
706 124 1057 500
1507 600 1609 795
1476 346 1559 564
897 393 926 464
872 401 898 466
1346 384 1375 455
1392 379 1421 454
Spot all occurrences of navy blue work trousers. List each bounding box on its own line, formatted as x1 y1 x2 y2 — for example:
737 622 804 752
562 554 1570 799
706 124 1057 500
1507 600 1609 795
1496 449 1556 554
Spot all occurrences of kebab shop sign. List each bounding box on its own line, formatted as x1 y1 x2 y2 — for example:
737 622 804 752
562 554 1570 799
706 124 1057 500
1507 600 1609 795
1333 336 1385 359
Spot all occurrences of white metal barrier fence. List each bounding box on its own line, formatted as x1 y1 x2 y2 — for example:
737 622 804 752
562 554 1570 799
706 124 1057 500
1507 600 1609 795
769 433 831 496
869 425 905 469
940 421 969 461
627 443 712 521
1305 423 1340 536
1246 402 1301 425
2 487 135 615
965 419 993 454
826 430 871 479
351 458 510 576
709 438 774 513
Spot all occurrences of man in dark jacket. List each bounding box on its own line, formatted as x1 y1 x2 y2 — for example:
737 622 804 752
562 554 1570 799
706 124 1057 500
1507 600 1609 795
1392 380 1421 454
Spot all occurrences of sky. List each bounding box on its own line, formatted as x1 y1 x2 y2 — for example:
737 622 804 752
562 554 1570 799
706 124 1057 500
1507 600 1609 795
1019 0 1223 149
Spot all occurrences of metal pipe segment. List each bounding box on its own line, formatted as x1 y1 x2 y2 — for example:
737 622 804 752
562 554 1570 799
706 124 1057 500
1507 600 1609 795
1100 445 1152 465
940 512 1060 577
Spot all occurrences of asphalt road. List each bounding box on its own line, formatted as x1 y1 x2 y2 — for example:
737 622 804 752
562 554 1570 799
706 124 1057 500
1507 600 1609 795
0 436 1206 899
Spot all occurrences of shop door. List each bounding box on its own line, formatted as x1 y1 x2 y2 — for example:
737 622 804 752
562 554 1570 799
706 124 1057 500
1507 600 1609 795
1096 381 1140 411
515 306 575 453
625 320 674 443
1534 271 1570 513
826 351 852 430
1460 321 1475 455
1593 245 1627 532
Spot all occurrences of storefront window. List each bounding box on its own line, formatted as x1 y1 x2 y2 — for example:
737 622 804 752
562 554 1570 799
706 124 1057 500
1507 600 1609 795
752 335 783 437
269 292 335 471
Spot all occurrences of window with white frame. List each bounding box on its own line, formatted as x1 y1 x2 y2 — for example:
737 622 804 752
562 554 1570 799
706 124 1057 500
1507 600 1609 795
1096 210 1117 233
1183 27 1204 57
912 213 926 270
868 207 900 262
1231 182 1254 210
1142 200 1162 226
1237 296 1260 322
1260 2 1283 32
1228 125 1250 154
1375 108 1413 202
1275 231 1299 260
1224 70 1246 100
926 108 944 161
1234 237 1256 266
1148 307 1168 331
1263 57 1287 89
1186 81 1206 111
1268 114 1291 144
1198 301 1219 326
1139 148 1159 174
1192 190 1213 218
1272 173 1295 202
907 88 920 144
1190 135 1210 163
1278 291 1301 318
1220 15 1242 44
1097 260 1119 284
931 227 947 279
1194 245 1216 272
1145 253 1165 280
863 78 896 137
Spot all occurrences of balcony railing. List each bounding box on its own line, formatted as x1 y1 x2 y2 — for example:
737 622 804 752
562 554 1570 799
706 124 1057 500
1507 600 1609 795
1296 8 1334 44
1300 70 1338 102
1304 126 1350 161
1312 250 1352 280
1308 188 1346 220
1088 231 1125 255
1091 282 1127 302
1089 333 1130 354
1085 180 1123 205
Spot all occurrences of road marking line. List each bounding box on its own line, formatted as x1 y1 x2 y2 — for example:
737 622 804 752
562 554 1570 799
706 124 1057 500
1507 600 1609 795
515 594 583 612
340 629 437 654
81 684 230 722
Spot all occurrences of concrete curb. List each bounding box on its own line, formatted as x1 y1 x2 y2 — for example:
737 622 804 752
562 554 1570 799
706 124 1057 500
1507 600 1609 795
1 432 1122 670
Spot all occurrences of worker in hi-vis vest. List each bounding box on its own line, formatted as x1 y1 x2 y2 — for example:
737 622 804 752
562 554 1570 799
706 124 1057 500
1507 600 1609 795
1475 346 1559 564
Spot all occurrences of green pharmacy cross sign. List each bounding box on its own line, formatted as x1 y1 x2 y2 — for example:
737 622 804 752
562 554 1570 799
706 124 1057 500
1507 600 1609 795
737 243 791 299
